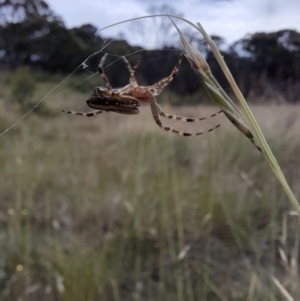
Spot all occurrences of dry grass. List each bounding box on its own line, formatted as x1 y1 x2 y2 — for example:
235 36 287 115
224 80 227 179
0 83 300 300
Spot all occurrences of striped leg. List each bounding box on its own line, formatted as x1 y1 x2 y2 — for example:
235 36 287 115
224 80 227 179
98 54 113 95
132 61 140 71
122 56 139 87
149 96 220 137
62 110 104 117
156 103 223 122
147 53 183 96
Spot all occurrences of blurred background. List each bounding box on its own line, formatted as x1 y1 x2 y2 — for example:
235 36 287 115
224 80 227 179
0 0 300 300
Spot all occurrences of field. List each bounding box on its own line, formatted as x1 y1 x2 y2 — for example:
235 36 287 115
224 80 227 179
0 78 300 300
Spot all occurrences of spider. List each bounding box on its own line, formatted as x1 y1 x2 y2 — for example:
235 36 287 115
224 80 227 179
62 53 222 136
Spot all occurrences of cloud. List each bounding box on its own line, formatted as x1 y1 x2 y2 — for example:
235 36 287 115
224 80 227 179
48 0 300 46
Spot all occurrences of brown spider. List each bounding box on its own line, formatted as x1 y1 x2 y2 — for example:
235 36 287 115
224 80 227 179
62 53 222 136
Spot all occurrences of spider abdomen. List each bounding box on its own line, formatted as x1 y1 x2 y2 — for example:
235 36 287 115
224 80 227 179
86 88 140 115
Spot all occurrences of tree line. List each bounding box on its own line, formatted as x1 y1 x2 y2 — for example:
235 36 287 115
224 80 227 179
1 0 300 103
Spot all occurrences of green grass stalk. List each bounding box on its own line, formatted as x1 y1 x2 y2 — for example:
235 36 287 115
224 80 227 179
169 17 300 218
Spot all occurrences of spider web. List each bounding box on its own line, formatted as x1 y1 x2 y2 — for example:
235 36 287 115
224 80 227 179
0 16 191 137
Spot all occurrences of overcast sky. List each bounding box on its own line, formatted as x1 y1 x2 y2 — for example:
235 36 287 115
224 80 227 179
47 0 300 47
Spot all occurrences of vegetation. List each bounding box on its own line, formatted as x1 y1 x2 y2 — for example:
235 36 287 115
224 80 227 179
10 66 37 110
1 1 300 300
1 1 300 104
0 75 300 300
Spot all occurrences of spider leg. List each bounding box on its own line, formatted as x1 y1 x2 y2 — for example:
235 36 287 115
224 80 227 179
147 53 183 96
62 109 104 117
149 96 220 136
132 61 140 71
122 56 139 87
156 103 223 122
98 53 113 95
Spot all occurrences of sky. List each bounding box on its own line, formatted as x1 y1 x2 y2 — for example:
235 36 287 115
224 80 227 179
47 0 300 47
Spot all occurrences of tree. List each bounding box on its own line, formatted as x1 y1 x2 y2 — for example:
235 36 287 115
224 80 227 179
238 30 300 81
0 0 59 25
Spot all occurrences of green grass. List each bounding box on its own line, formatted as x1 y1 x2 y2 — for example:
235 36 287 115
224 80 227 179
0 80 300 300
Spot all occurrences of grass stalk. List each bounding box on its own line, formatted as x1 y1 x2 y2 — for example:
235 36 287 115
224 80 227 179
169 17 300 218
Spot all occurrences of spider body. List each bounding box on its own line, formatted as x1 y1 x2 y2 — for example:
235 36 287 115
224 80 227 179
87 87 140 115
63 53 222 136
